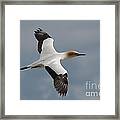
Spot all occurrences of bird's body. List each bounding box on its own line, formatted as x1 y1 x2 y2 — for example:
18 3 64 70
20 28 86 96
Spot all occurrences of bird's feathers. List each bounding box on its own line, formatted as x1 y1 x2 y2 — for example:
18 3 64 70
45 59 68 96
34 28 52 54
45 66 68 96
40 38 57 60
47 59 67 75
34 28 57 61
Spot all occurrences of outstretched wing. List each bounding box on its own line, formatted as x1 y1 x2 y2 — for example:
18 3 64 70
34 28 57 57
45 61 68 96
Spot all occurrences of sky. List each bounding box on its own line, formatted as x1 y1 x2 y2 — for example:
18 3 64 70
20 20 100 100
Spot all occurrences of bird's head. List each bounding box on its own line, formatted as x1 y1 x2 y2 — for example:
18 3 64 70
66 50 86 58
34 28 51 41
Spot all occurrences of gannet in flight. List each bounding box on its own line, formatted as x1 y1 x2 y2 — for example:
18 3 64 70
20 28 86 96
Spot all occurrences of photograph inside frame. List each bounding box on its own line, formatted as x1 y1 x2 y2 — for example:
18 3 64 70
20 20 100 100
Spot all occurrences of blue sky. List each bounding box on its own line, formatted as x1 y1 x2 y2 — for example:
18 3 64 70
20 20 100 100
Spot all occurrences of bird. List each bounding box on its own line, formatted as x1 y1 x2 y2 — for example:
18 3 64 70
20 28 86 97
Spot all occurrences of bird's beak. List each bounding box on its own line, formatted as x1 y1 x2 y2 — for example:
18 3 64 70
76 53 86 56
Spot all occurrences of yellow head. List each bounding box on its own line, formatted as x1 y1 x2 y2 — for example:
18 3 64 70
66 50 86 58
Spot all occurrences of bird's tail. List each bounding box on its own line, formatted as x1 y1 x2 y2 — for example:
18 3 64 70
20 66 31 71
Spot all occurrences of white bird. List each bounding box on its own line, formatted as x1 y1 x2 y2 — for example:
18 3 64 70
20 28 86 96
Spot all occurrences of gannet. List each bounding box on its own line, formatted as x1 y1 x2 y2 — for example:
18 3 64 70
20 28 86 96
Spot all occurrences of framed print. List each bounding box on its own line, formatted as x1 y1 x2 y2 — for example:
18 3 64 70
0 0 119 119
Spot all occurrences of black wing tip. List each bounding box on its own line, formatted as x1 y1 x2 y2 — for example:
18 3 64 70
54 73 68 97
59 91 67 97
34 28 43 33
38 28 42 31
56 87 68 97
20 66 30 70
54 80 68 97
45 66 68 97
